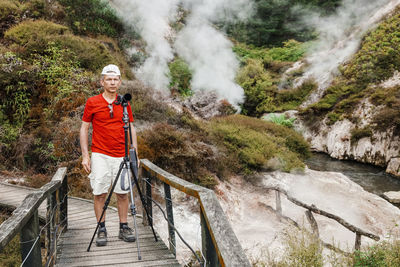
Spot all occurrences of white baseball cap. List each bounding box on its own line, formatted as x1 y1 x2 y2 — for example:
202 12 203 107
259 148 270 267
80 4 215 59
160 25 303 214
101 64 121 76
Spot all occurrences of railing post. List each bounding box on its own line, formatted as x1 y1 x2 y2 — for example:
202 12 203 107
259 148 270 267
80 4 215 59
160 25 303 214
201 210 219 267
275 190 282 215
305 210 319 238
59 173 68 231
141 172 153 227
163 183 176 256
20 210 41 266
355 232 361 250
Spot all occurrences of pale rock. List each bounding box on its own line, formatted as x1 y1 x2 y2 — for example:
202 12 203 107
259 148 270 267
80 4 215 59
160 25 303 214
387 157 400 176
286 98 400 178
380 71 400 88
382 191 400 204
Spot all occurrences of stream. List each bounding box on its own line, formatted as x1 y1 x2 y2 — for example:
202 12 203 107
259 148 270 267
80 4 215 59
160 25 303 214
306 152 400 196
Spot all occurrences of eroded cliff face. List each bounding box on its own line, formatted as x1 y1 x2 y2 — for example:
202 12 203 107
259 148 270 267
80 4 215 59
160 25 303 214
288 97 400 177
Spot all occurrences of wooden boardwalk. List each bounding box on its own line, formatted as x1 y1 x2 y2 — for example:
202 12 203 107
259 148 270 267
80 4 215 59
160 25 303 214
0 182 180 267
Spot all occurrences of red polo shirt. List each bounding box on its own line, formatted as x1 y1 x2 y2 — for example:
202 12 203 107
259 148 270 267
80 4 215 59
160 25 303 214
82 94 134 157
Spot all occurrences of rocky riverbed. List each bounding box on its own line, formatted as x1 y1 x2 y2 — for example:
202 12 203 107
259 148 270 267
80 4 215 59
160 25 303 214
151 168 400 264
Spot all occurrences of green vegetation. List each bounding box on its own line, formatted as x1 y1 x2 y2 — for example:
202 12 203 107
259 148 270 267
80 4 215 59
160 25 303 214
58 0 124 37
225 0 341 46
208 115 310 173
350 127 373 144
168 58 193 97
353 240 400 267
234 44 314 116
254 227 400 267
263 113 296 128
302 9 400 132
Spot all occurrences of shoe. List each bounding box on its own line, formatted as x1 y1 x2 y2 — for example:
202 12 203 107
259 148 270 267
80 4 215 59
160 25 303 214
96 227 107 246
119 225 136 242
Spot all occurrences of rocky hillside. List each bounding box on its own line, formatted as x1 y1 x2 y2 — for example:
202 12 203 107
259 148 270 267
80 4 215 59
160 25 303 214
0 0 311 198
295 7 400 177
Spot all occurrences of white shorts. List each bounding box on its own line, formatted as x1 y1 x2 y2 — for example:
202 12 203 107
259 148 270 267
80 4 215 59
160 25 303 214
88 152 130 195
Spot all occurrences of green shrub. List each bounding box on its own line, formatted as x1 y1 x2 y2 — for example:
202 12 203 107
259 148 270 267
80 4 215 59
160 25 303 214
281 230 323 267
168 58 193 97
267 39 307 62
0 0 19 21
139 123 222 188
58 0 124 37
5 20 69 47
343 13 400 86
275 81 316 111
236 58 276 116
263 113 296 128
208 115 310 173
0 51 36 123
353 240 400 267
4 20 129 74
351 127 373 144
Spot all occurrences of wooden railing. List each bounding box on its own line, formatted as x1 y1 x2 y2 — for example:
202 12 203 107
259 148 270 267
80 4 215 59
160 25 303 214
271 186 380 251
0 167 68 266
140 159 251 267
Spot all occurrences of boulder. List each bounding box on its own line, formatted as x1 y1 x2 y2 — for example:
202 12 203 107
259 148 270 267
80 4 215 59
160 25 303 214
382 191 400 204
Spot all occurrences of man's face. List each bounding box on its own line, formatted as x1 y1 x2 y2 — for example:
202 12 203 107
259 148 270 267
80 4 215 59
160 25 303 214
100 75 121 94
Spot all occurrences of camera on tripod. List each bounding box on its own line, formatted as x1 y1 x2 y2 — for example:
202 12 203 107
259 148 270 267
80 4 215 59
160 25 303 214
114 93 132 106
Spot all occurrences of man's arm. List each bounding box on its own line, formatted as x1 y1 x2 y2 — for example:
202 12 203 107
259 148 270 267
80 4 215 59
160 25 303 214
80 121 91 173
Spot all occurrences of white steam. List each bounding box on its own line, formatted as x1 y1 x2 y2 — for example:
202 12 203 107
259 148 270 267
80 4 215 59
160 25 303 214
112 0 179 91
295 0 400 106
175 0 252 108
111 0 253 108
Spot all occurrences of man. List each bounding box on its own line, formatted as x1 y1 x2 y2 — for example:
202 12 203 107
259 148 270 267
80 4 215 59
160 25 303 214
80 64 138 246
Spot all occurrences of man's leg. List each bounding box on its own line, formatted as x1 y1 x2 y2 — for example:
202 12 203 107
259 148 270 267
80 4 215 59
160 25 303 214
94 193 107 222
116 193 128 223
116 193 135 242
94 193 108 246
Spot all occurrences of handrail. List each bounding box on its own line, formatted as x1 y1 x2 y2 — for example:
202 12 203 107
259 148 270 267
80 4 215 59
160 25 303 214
0 167 68 266
270 186 380 251
140 159 251 267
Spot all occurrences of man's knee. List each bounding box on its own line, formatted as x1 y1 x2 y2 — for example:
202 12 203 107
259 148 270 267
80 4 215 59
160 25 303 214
116 193 128 201
94 193 107 202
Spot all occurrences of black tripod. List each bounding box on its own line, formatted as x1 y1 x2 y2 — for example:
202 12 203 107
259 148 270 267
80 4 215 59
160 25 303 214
87 94 158 260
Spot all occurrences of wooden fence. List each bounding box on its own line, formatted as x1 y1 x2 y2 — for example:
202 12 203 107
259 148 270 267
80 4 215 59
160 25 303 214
0 167 68 266
271 186 380 251
140 159 251 267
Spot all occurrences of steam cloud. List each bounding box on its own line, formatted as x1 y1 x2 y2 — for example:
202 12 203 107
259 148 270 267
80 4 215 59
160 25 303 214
112 0 179 91
112 0 253 108
295 0 400 106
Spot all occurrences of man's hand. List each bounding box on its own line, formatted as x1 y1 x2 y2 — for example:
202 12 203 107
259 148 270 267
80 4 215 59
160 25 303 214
82 155 91 173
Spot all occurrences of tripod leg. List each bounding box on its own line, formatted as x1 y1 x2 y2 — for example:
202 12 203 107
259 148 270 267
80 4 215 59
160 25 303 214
129 162 158 242
128 192 141 260
87 161 126 252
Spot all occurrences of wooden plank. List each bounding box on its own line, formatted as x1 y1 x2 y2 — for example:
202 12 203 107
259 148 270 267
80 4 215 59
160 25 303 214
61 241 168 254
57 250 176 265
56 258 180 267
61 245 168 258
60 235 159 246
112 259 181 267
